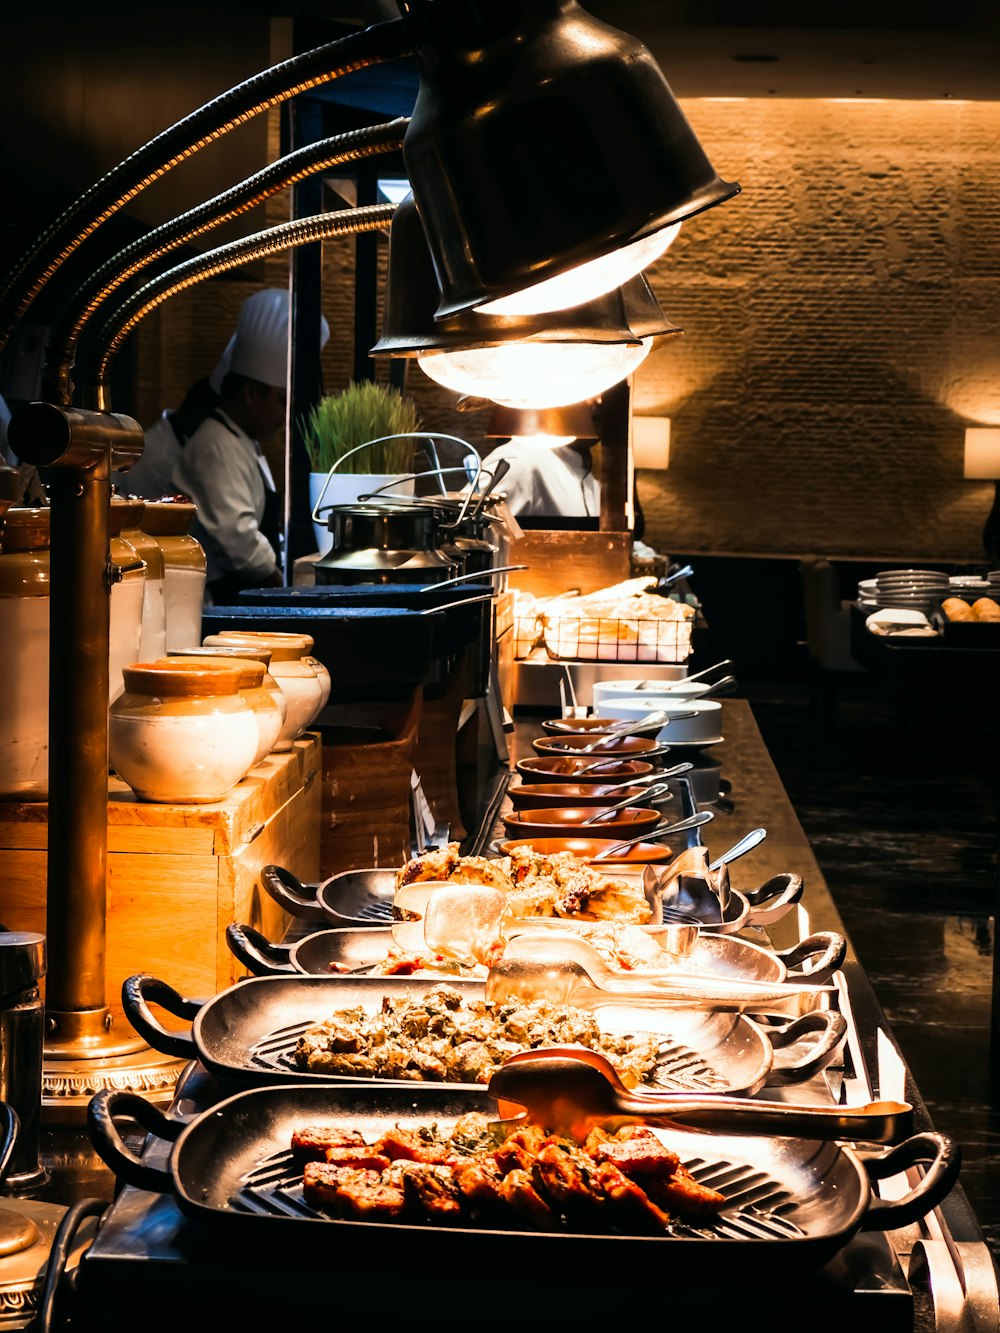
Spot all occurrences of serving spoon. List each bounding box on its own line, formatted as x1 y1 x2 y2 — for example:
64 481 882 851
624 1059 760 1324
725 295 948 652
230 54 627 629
627 659 733 691
579 782 673 824
590 809 714 862
488 1049 912 1143
547 713 679 752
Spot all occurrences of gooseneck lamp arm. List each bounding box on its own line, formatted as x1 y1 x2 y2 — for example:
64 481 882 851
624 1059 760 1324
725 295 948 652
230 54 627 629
0 17 412 352
86 204 396 406
47 120 408 406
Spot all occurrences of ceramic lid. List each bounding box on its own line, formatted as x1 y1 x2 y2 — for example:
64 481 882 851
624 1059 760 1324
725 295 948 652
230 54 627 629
203 630 315 660
121 661 243 697
140 500 198 537
0 507 51 552
162 654 266 688
170 644 273 668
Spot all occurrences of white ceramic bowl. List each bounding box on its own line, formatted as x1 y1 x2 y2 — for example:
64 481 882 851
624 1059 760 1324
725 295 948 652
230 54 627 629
598 695 723 745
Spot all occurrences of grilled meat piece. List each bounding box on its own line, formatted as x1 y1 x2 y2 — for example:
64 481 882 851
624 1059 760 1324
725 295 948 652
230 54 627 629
290 1125 368 1163
498 1168 557 1229
374 1127 454 1165
452 1157 506 1213
396 844 513 893
644 1162 726 1218
532 1138 606 1213
584 1125 682 1176
400 1163 464 1222
494 1124 548 1173
590 1160 672 1232
302 1163 407 1220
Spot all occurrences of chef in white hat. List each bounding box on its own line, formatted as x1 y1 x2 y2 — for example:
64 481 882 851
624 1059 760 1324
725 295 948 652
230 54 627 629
172 288 329 602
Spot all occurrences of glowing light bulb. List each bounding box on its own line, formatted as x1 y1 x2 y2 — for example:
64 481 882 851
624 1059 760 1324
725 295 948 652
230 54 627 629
506 434 575 450
417 339 653 410
477 226 681 317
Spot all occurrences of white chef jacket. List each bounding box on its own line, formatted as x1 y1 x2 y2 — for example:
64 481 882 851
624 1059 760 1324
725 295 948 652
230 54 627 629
113 413 180 499
171 409 278 587
476 441 599 518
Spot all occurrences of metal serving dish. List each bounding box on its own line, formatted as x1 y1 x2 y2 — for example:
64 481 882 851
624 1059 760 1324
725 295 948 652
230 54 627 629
506 780 666 810
87 1080 959 1275
122 973 847 1097
225 923 847 990
516 757 657 784
260 865 398 927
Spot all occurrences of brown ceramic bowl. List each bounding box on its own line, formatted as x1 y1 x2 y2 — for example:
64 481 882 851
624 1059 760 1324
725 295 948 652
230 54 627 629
506 781 663 810
498 835 672 866
501 806 662 840
532 733 665 759
514 757 656 785
540 715 667 741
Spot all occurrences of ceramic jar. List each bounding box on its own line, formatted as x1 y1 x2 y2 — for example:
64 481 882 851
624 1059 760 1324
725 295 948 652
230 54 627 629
163 654 283 766
167 644 288 745
201 631 325 746
116 496 168 662
139 500 207 652
108 502 146 704
0 507 51 799
109 662 259 803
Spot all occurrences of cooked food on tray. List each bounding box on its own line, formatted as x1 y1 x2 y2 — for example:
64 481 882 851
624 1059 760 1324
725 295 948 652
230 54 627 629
292 983 659 1087
394 843 653 926
291 1112 725 1231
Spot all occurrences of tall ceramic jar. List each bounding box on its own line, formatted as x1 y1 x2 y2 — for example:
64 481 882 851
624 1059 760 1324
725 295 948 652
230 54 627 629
201 631 325 746
0 508 51 799
109 662 259 803
162 654 283 766
116 496 167 662
108 501 146 705
139 499 207 652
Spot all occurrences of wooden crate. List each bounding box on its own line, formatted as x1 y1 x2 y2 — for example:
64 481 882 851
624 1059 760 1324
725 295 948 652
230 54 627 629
0 734 321 1025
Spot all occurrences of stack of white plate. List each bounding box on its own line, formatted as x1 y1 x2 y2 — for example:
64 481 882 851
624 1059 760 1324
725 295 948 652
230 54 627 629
857 578 879 608
987 570 1000 593
948 574 991 597
874 569 949 613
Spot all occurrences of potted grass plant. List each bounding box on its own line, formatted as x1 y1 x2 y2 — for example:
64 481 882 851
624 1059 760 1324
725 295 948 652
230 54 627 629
302 381 422 555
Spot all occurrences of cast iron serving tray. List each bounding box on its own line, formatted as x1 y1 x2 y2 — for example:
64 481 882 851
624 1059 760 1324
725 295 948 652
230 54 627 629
86 1080 959 1277
122 973 847 1097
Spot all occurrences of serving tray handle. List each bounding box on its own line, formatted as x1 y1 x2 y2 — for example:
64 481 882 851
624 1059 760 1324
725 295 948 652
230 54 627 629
762 1011 849 1086
774 931 847 984
260 864 326 921
121 973 201 1059
88 1090 182 1194
226 923 294 976
856 1133 962 1230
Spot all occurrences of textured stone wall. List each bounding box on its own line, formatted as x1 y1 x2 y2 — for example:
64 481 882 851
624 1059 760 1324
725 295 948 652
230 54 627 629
135 94 1000 563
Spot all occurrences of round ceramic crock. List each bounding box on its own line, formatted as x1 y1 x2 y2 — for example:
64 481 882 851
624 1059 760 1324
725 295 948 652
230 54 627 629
116 496 167 662
109 662 259 804
162 655 283 766
168 644 288 742
201 632 325 746
0 507 51 799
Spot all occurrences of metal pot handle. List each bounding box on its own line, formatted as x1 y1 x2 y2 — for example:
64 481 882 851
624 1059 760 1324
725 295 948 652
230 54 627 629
260 865 326 921
121 973 201 1059
225 923 294 976
856 1132 962 1230
774 931 848 983
88 1089 181 1194
743 873 804 926
761 1011 849 1086
33 1197 107 1333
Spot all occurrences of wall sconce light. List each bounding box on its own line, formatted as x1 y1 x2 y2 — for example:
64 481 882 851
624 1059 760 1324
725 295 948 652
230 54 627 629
632 416 671 470
964 426 1000 565
371 195 682 409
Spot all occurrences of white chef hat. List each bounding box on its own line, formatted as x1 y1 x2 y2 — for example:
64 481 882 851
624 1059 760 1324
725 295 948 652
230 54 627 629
209 289 330 392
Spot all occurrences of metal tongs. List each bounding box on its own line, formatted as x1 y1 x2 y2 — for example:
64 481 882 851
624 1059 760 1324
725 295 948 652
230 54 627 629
488 1049 913 1143
485 944 837 1018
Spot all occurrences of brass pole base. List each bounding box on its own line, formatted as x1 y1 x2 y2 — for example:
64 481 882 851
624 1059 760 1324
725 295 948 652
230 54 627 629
41 1048 185 1127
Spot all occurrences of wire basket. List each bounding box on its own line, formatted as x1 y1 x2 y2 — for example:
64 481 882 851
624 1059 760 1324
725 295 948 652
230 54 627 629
542 611 694 663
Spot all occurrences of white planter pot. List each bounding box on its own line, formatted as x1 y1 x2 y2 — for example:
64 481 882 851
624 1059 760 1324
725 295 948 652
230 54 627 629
309 472 416 556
